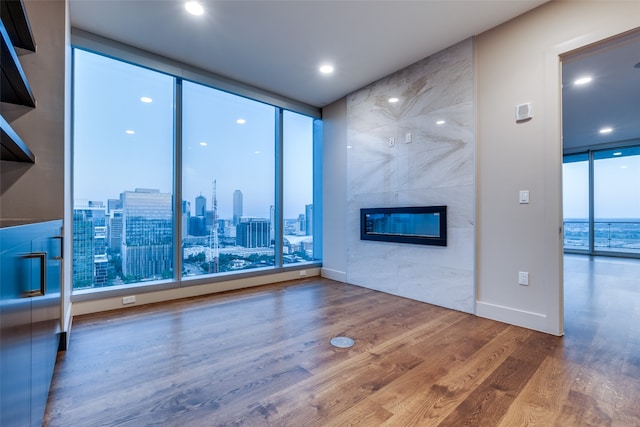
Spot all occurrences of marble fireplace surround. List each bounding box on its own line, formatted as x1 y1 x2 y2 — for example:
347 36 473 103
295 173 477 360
345 38 475 314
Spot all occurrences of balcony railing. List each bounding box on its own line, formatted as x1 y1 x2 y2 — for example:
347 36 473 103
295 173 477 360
563 220 640 254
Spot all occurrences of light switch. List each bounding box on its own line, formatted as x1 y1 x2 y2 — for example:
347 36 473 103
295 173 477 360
405 132 412 143
519 190 530 204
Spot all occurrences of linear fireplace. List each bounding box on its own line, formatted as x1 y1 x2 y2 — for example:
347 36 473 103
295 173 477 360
360 206 447 246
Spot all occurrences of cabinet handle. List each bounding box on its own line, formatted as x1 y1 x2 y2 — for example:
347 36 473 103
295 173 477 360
23 252 47 297
53 235 63 260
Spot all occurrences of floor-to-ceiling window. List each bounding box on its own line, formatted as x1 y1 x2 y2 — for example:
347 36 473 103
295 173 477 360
181 81 276 277
283 111 315 264
72 47 321 293
563 146 640 257
73 50 175 290
594 147 640 254
563 153 590 252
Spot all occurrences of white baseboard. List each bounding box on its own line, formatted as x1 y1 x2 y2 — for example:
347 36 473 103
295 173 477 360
321 268 346 282
476 300 555 334
72 268 320 316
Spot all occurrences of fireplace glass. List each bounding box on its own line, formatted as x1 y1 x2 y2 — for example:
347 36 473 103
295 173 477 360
360 206 447 246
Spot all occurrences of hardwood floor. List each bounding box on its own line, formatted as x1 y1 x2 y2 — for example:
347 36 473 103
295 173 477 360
43 255 640 426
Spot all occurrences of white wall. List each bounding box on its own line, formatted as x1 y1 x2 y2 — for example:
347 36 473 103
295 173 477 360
475 1 640 335
321 98 348 282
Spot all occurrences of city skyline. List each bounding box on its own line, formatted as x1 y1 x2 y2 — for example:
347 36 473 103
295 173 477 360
72 187 314 290
74 186 310 222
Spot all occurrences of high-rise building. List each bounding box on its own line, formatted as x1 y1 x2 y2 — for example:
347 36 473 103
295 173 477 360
121 188 173 279
107 198 122 213
223 219 236 239
305 204 313 236
72 209 94 288
233 190 243 225
108 209 123 253
205 210 215 230
189 216 207 236
195 194 206 217
236 219 270 248
94 224 108 285
182 200 190 238
297 213 305 235
72 204 108 288
269 205 275 244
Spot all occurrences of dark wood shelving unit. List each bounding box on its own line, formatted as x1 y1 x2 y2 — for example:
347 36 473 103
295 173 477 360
0 114 34 162
1 21 35 106
1 0 35 51
1 0 36 162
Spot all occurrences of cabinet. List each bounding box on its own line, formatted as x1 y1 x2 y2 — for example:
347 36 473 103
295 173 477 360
0 0 36 162
1 220 62 427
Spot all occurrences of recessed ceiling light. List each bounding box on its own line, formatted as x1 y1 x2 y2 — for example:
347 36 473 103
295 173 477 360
388 97 399 103
125 130 135 135
319 64 334 74
236 118 246 124
574 76 592 85
613 152 622 156
140 96 152 103
185 1 204 16
436 120 446 125
620 165 628 169
599 127 613 134
254 150 261 154
199 141 207 146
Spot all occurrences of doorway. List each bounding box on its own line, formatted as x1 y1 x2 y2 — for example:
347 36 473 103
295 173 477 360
561 30 640 259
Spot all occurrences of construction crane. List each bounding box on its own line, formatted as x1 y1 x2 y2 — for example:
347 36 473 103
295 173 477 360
209 179 219 273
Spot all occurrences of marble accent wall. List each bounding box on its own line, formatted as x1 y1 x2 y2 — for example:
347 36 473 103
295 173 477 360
346 38 475 314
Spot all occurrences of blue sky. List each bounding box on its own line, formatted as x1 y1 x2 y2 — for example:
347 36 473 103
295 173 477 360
563 155 640 219
73 49 313 220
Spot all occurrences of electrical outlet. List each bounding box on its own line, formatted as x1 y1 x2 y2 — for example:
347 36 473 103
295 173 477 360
299 270 307 277
518 272 529 286
122 295 136 305
388 137 396 147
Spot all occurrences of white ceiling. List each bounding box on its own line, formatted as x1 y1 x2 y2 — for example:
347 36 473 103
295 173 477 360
69 0 639 151
69 0 547 108
562 31 640 151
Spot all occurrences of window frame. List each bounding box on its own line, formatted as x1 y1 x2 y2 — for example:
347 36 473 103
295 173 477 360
563 144 640 259
70 30 322 302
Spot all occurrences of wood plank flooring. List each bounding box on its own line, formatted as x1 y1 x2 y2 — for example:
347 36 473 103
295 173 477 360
43 255 640 426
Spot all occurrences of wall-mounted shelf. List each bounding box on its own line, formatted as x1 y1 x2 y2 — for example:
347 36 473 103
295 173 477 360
1 0 36 163
1 114 34 162
1 20 35 107
1 0 35 51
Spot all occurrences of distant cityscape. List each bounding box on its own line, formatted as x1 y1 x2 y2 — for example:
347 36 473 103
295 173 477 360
73 187 313 290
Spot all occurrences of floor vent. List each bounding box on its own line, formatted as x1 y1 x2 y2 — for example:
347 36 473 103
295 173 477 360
330 336 355 348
